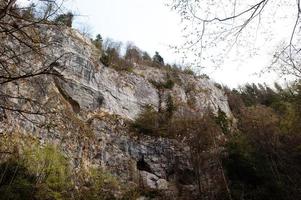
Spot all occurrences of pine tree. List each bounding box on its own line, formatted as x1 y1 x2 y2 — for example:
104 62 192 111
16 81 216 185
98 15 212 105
153 51 164 65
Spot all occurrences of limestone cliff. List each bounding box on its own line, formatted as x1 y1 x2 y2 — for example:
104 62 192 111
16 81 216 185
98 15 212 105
0 27 232 199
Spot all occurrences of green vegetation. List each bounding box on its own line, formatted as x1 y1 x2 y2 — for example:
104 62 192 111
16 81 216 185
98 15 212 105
0 133 172 200
149 76 175 90
131 94 177 137
199 74 210 79
132 103 220 141
99 39 134 72
132 106 228 198
183 68 195 76
0 137 129 200
0 144 72 200
4 2 301 198
132 81 301 199
92 34 103 51
55 12 74 27
166 94 176 118
152 51 164 65
25 145 72 200
122 187 168 200
77 168 121 200
93 36 200 78
131 105 166 137
215 107 230 134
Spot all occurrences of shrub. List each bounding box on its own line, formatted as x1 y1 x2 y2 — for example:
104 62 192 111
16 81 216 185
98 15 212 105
149 77 175 90
168 111 228 198
0 144 73 200
224 88 245 116
125 44 142 64
166 94 176 118
152 51 164 65
183 68 195 76
200 74 210 79
23 144 73 200
164 79 175 89
215 107 230 134
100 39 121 67
100 47 118 67
167 111 221 141
238 105 281 152
214 83 223 89
131 106 163 136
122 187 168 200
92 34 103 51
142 51 151 61
55 12 74 27
78 168 120 200
100 40 134 72
112 59 134 72
132 94 177 137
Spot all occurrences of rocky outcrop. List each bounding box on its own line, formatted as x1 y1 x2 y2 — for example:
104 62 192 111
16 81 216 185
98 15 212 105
48 28 231 120
85 115 196 194
1 27 233 198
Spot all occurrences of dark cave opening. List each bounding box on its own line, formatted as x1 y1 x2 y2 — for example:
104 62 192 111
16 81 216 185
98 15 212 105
136 157 152 173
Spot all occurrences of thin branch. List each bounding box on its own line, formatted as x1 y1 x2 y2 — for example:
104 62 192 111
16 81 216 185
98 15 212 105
0 0 17 20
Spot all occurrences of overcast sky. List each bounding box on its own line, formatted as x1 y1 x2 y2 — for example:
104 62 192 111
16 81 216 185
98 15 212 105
18 0 296 88
67 0 183 61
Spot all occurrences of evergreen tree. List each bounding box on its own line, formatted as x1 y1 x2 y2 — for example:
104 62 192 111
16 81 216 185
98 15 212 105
153 51 164 65
94 34 103 50
55 12 74 27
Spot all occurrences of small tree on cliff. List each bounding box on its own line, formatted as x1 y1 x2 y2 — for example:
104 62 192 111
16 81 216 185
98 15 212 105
153 51 164 65
55 11 74 27
125 43 142 64
93 34 103 50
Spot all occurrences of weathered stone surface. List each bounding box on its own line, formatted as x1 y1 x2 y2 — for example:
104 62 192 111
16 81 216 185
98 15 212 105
89 117 194 186
140 171 159 189
48 28 232 120
157 178 168 190
1 27 234 198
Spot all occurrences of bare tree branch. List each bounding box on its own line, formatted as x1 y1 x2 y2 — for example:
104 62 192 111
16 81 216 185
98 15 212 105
170 0 301 77
0 0 70 116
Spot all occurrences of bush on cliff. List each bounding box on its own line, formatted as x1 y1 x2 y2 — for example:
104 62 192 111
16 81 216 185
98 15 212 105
77 168 120 200
0 144 73 200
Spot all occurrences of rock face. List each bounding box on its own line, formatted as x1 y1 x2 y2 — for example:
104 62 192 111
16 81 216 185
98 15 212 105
88 116 195 196
48 28 231 120
1 27 232 198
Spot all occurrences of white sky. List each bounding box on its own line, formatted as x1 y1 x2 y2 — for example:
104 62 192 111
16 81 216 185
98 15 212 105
68 0 183 61
18 0 297 88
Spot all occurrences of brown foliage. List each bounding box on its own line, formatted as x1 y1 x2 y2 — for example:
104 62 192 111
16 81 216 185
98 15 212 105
238 105 281 154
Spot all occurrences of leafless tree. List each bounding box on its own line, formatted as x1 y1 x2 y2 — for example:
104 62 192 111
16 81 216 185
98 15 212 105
168 0 301 77
77 22 93 38
0 0 68 117
125 42 142 64
168 110 232 199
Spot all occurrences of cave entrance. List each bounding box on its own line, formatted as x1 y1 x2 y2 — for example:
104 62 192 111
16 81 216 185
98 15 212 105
137 157 152 173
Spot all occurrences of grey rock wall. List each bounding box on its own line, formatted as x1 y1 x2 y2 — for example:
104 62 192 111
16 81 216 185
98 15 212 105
2 27 233 198
50 28 231 120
